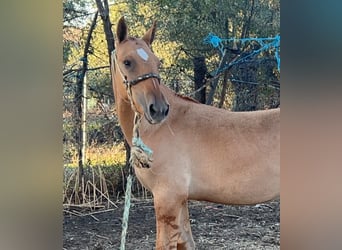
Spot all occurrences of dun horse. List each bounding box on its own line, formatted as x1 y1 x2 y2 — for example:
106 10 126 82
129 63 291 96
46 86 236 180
111 17 280 249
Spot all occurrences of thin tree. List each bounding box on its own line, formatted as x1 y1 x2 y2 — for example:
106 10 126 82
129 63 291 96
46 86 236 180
95 0 131 195
74 11 98 203
193 56 207 104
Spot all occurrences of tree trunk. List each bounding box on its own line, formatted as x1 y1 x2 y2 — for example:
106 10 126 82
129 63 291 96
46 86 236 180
193 56 207 104
95 0 131 196
95 0 115 65
232 0 258 112
206 49 230 105
218 70 229 108
241 0 255 39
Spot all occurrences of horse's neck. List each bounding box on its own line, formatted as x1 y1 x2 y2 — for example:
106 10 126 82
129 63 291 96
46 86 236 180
113 77 135 144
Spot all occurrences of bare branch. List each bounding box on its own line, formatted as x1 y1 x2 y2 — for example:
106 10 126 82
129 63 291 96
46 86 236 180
63 65 110 77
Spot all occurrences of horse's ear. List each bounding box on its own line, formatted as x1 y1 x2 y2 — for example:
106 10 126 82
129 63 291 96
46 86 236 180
116 16 128 44
142 20 157 46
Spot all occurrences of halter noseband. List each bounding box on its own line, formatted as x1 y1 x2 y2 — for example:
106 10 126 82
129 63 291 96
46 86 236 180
111 50 161 87
124 73 161 86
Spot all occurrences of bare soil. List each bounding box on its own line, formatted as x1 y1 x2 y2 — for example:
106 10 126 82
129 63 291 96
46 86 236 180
63 198 279 249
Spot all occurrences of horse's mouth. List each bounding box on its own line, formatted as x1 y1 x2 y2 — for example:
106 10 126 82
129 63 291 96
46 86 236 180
144 113 160 124
144 112 167 125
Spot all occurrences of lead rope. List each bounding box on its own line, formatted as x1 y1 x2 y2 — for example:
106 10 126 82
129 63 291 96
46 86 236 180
120 81 153 250
120 173 132 250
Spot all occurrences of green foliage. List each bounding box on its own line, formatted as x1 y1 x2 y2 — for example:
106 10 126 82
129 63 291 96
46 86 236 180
63 0 91 26
64 0 280 103
63 0 91 64
115 0 280 97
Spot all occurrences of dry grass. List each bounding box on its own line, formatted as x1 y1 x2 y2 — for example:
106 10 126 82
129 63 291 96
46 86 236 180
64 168 101 208
63 165 124 210
63 143 126 210
63 142 152 209
64 143 126 168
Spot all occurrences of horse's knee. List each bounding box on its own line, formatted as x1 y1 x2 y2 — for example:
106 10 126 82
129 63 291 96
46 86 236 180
153 194 195 249
154 193 186 221
153 194 181 245
154 195 182 234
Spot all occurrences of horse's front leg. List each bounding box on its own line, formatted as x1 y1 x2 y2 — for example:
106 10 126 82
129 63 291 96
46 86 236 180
154 193 195 250
176 199 195 250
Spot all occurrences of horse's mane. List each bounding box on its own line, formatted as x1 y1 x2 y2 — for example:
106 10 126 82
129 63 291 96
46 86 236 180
174 93 200 104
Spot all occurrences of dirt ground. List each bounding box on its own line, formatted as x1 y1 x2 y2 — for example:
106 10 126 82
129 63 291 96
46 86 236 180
63 197 279 250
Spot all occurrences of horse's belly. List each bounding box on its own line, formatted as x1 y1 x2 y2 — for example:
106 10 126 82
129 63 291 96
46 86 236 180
188 161 279 205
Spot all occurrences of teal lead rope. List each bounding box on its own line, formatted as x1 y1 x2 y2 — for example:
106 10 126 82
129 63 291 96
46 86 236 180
119 113 153 250
120 174 132 250
120 113 153 250
132 137 153 158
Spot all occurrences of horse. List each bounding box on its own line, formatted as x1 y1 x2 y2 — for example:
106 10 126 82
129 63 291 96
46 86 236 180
111 16 280 250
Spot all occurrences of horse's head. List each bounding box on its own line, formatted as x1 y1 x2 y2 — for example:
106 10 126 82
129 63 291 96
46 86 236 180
113 17 169 124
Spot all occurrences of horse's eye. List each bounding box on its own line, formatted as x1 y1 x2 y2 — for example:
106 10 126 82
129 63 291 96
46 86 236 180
123 60 131 67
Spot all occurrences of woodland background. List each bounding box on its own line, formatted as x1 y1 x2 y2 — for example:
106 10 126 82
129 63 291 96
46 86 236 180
63 0 280 207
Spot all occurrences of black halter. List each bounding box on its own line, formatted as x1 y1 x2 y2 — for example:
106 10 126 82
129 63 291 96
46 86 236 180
124 73 161 86
111 50 161 87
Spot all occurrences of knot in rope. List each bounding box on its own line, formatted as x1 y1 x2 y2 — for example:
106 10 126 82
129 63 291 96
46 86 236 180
203 33 222 48
129 113 153 169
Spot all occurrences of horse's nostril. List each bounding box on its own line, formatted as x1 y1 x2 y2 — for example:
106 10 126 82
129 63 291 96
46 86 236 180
164 105 169 117
149 103 169 121
149 104 157 117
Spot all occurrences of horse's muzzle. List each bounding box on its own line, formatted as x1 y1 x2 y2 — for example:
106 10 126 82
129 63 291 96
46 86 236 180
147 102 169 124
